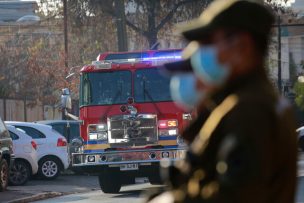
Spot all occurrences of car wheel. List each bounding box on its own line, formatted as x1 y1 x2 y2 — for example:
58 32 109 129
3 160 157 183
38 157 60 180
0 159 9 191
9 160 30 186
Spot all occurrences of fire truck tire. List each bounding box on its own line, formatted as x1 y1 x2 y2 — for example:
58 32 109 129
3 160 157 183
149 175 163 185
98 173 121 193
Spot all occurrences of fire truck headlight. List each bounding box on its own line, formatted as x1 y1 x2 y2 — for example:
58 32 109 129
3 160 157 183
89 133 98 140
159 128 178 136
168 129 177 136
88 132 108 141
88 124 108 141
97 124 107 131
97 132 108 140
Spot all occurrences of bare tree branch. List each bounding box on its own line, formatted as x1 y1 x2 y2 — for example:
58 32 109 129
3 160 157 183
155 0 205 31
126 19 148 36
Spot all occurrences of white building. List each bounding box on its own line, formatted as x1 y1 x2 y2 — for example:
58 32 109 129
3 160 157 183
268 1 304 93
291 0 304 18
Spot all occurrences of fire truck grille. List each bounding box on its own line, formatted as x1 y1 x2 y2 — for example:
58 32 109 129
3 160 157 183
108 114 157 144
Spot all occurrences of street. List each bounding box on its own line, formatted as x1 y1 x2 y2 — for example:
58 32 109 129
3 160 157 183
0 152 302 203
36 179 304 203
34 183 156 203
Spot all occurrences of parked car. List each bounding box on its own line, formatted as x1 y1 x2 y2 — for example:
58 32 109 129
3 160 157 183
5 121 69 180
297 126 304 151
0 117 14 191
36 119 81 149
36 120 83 174
6 125 38 185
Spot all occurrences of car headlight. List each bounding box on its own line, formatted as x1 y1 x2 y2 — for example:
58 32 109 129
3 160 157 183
88 124 108 141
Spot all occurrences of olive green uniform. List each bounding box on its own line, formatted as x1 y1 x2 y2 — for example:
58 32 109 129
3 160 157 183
164 69 297 203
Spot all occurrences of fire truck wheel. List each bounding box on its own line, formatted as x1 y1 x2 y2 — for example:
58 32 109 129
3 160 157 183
98 173 121 193
149 175 163 185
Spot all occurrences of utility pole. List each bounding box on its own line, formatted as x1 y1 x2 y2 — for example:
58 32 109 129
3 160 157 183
63 0 68 120
63 0 68 68
115 0 128 51
277 15 282 94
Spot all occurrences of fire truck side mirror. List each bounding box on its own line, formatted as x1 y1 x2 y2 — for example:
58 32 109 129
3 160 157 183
61 88 72 110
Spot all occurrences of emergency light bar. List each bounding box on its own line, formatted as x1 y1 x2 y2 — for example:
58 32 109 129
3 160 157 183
142 55 182 61
93 52 182 68
92 61 112 69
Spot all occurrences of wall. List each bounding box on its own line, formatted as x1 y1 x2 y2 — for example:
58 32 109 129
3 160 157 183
0 98 62 122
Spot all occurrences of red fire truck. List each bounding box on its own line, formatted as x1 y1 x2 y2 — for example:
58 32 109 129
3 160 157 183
68 50 190 193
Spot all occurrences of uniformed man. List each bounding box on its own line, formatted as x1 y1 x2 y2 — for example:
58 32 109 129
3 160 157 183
148 0 298 202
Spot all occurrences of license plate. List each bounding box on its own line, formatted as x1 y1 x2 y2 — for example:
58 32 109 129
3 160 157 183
120 163 139 171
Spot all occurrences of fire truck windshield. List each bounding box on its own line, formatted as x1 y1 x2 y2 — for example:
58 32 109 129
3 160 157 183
134 68 172 103
80 70 132 106
80 68 172 107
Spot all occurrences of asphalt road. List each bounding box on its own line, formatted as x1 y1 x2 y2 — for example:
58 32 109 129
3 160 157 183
0 175 100 203
37 152 304 203
0 152 303 203
34 183 158 203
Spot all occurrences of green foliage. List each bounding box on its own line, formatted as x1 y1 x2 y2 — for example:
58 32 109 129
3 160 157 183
294 81 304 110
289 53 298 86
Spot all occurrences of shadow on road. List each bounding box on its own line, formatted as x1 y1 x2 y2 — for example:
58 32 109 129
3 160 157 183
112 184 165 201
112 189 143 198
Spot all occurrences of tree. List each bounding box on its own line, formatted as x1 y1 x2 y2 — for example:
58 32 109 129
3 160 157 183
0 0 293 106
66 0 210 49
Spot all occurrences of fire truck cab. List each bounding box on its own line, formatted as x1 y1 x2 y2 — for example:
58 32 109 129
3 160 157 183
71 50 189 193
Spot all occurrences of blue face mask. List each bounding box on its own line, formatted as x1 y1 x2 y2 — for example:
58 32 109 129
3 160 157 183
190 46 229 86
170 74 204 109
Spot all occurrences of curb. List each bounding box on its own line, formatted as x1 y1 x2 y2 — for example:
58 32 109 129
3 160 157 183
7 192 63 203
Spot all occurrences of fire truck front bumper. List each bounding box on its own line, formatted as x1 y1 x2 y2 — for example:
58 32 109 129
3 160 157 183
71 148 186 174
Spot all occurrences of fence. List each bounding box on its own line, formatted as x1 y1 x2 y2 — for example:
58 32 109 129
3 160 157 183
0 98 62 122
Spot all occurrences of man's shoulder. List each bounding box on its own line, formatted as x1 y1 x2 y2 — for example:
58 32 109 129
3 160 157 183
237 77 277 104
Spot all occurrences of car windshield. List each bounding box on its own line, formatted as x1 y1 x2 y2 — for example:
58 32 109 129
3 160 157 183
80 71 132 106
134 68 172 103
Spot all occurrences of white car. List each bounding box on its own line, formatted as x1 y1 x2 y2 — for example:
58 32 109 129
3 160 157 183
296 126 304 151
6 125 38 185
5 121 69 180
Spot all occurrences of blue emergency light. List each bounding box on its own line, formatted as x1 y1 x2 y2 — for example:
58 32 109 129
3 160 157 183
142 55 182 61
93 51 182 68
